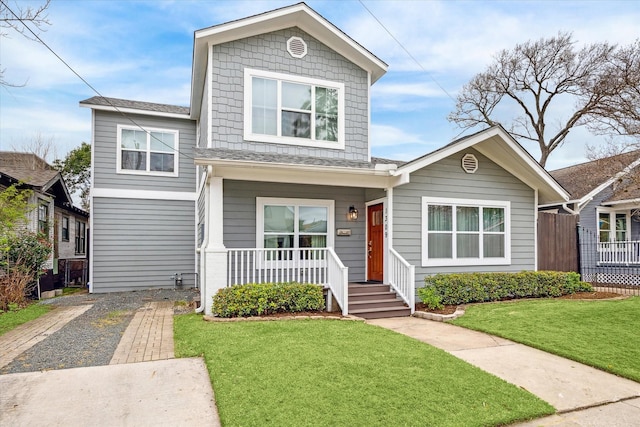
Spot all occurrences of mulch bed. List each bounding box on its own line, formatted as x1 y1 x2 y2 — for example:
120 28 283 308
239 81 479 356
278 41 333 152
415 291 624 314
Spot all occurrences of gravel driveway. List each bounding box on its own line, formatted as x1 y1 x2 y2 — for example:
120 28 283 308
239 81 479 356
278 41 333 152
0 288 199 375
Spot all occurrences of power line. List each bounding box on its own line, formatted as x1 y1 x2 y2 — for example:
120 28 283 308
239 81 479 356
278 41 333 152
0 0 195 160
357 0 457 103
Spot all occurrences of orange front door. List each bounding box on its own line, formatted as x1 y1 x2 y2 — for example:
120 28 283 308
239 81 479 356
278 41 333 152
367 203 384 282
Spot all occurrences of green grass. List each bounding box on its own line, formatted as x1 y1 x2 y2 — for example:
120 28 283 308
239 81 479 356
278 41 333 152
175 315 554 427
0 303 51 336
451 296 640 382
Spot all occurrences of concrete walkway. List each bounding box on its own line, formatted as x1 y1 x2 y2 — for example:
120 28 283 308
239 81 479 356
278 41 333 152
0 301 221 426
368 317 640 426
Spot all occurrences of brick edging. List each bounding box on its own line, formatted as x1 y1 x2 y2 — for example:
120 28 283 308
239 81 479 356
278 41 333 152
203 314 364 322
413 306 465 322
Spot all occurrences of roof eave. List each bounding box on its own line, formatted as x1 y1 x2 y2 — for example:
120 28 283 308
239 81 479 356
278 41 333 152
79 102 192 120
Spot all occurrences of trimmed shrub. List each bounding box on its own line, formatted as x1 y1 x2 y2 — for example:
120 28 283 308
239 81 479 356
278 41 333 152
212 282 325 318
416 286 444 310
423 271 592 306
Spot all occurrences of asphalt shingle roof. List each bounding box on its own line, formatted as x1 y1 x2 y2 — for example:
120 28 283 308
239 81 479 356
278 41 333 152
0 152 59 188
549 150 640 200
80 96 190 115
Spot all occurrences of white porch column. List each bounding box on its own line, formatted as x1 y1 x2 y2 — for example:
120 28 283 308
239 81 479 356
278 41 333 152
204 176 226 315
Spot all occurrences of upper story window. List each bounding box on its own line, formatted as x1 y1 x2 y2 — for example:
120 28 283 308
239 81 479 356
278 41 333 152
244 69 345 150
61 216 70 241
421 197 511 267
117 125 179 176
38 203 49 235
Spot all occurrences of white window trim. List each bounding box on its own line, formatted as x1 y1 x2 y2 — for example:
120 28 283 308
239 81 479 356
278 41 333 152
596 207 630 242
116 124 180 177
243 68 345 150
421 196 511 267
256 197 335 250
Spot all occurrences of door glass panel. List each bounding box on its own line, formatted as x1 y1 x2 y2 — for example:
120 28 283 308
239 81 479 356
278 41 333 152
615 213 627 241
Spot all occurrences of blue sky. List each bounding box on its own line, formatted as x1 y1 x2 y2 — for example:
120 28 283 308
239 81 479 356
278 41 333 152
1 0 638 170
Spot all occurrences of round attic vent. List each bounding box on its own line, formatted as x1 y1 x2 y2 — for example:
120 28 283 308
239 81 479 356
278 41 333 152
461 153 478 173
287 36 307 58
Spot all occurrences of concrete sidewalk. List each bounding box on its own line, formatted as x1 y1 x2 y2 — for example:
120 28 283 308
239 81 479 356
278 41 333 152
0 300 221 426
368 317 640 426
0 358 219 426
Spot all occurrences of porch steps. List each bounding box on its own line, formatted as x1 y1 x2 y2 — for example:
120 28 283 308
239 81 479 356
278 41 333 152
347 283 411 319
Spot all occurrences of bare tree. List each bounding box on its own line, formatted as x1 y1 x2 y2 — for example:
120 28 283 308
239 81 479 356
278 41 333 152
588 40 640 141
0 0 51 87
448 32 633 167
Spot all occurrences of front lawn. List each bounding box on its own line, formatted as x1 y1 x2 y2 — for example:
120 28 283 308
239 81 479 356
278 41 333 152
0 303 51 336
451 296 640 382
175 315 553 426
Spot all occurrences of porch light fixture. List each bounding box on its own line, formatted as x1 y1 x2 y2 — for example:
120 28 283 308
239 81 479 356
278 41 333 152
348 205 358 221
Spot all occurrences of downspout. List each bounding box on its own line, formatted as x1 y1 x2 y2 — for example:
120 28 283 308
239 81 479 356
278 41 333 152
195 165 213 313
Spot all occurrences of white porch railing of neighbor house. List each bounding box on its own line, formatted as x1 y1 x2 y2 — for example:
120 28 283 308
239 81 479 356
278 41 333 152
227 247 349 315
389 248 415 314
598 241 640 265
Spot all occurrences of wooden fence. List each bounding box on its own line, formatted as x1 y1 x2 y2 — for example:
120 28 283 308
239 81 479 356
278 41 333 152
537 212 579 272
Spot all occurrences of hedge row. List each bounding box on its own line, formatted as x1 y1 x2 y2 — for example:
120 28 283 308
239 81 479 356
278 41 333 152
422 271 592 305
212 282 325 318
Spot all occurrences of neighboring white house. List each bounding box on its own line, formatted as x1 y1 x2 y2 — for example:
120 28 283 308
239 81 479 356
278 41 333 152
81 3 568 317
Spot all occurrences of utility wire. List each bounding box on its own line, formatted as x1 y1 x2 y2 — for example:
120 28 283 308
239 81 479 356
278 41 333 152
357 0 457 103
0 0 195 160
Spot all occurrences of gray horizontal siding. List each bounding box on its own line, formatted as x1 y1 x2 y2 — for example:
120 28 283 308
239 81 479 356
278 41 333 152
223 180 366 281
92 197 195 292
392 148 536 289
93 110 197 192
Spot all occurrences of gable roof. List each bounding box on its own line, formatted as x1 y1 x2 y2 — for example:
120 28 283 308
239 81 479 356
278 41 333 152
80 96 191 119
549 150 640 207
190 2 388 119
0 151 74 209
393 126 570 205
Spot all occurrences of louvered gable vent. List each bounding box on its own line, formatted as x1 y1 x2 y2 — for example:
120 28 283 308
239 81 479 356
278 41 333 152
287 36 308 58
461 153 478 173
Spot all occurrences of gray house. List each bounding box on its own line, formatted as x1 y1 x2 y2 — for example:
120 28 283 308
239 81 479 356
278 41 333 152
81 3 568 317
542 150 640 284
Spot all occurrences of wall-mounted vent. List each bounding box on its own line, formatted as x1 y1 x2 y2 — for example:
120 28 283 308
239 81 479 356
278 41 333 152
287 36 307 59
461 153 478 173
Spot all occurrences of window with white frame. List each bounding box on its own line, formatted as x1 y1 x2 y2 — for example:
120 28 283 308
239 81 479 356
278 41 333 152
244 69 345 149
117 125 179 175
257 197 334 260
38 203 49 235
598 209 629 242
421 197 510 266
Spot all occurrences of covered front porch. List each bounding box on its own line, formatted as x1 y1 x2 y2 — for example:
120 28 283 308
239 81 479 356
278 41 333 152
196 156 415 317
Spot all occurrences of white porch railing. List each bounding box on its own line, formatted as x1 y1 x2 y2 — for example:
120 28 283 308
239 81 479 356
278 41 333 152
228 248 327 285
326 247 348 316
227 247 349 315
598 241 640 265
389 248 415 314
